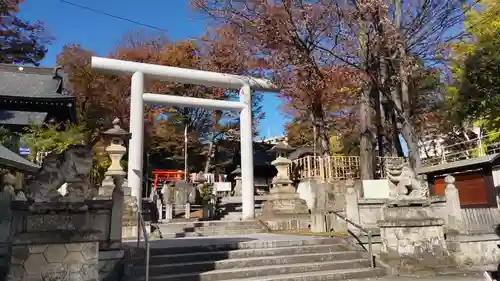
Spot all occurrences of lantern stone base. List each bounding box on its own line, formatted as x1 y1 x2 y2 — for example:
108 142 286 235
261 184 309 215
377 200 458 276
259 183 310 231
121 187 139 239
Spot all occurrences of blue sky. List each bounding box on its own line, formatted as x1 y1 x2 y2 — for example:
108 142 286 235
18 0 288 138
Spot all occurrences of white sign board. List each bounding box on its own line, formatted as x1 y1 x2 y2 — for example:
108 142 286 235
362 179 390 199
213 182 232 192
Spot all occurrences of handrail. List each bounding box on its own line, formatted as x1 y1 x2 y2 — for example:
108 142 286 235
327 211 374 268
137 211 150 281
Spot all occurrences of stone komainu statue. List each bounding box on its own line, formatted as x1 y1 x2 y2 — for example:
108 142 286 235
386 158 424 200
24 144 96 203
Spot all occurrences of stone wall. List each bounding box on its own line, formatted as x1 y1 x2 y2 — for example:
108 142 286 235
297 179 361 212
98 249 125 281
9 242 98 281
447 234 500 269
6 200 126 281
355 197 447 231
358 199 385 230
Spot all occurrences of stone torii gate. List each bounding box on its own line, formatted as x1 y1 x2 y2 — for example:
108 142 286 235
91 57 279 220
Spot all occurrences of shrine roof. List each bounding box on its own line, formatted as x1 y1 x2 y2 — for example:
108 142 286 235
0 110 48 126
0 64 74 99
0 144 39 173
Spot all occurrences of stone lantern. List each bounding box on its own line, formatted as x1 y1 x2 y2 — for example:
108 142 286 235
231 165 242 197
267 141 294 186
101 118 130 174
100 118 137 239
99 118 131 198
268 141 294 159
261 142 309 224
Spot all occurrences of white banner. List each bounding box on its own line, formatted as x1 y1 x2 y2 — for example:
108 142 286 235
213 182 232 192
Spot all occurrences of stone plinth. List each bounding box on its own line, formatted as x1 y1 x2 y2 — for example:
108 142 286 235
378 200 457 276
261 184 309 215
7 201 110 281
260 182 310 231
121 186 139 239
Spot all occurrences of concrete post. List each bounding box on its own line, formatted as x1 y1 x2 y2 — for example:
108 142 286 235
185 202 191 219
444 175 463 232
345 179 361 235
234 176 242 196
239 84 255 220
164 203 173 221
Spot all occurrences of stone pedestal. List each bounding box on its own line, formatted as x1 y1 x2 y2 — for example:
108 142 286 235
261 184 309 216
97 176 114 199
310 212 326 232
7 201 109 281
164 203 173 221
121 186 139 239
378 199 457 276
260 157 310 231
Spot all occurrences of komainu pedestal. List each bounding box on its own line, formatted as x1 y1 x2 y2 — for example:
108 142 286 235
378 160 457 276
8 201 108 281
378 200 457 276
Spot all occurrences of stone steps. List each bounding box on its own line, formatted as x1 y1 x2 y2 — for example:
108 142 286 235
216 268 386 281
143 259 374 281
159 229 266 238
217 196 268 221
138 252 367 275
132 236 385 281
156 220 266 238
140 244 355 264
218 202 264 221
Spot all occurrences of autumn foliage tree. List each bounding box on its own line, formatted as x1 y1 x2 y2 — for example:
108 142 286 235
190 0 468 178
1 0 51 65
57 29 266 173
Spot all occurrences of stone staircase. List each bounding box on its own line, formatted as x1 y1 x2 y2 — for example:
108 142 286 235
132 235 385 281
218 196 268 220
156 220 267 238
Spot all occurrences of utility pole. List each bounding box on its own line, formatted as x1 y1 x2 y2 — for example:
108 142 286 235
184 123 188 181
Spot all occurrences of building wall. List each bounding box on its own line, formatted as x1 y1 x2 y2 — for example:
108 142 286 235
430 170 496 208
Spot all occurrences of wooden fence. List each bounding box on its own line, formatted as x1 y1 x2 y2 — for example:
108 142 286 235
290 155 402 181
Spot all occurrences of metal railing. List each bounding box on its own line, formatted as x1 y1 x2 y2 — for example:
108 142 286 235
137 211 150 281
327 211 374 268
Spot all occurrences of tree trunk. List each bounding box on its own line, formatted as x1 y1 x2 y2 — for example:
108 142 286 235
374 86 385 158
204 132 215 174
184 123 188 180
310 106 330 156
395 0 421 171
204 110 222 175
358 17 375 179
360 86 375 179
318 115 330 155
